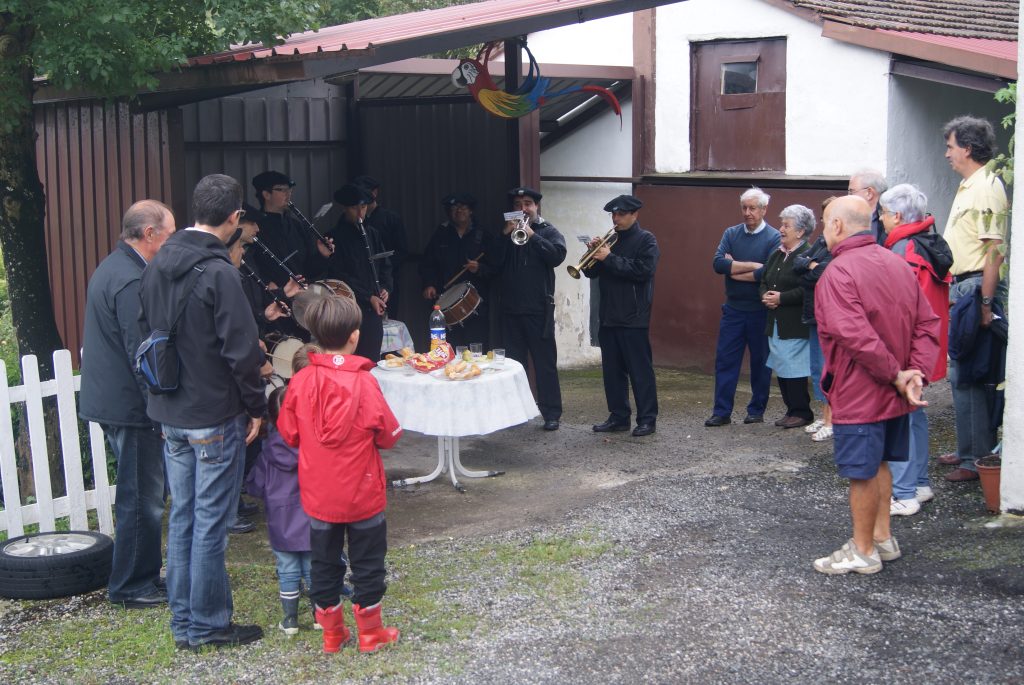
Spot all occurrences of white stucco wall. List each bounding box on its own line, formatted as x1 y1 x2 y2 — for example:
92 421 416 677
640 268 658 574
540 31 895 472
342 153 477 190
655 0 890 175
887 76 1014 232
541 101 633 367
528 14 633 65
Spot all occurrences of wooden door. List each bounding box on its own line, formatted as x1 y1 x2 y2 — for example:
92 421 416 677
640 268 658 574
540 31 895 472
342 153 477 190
691 39 787 171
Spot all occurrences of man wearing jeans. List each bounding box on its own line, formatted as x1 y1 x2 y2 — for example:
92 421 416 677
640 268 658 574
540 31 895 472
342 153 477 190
80 200 176 608
706 187 781 426
139 175 266 650
939 116 1008 482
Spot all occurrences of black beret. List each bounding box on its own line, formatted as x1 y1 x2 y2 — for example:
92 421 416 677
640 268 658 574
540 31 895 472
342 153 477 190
443 192 477 208
352 175 380 191
240 202 265 223
225 227 244 248
252 170 294 192
603 195 643 213
333 184 371 207
508 186 542 202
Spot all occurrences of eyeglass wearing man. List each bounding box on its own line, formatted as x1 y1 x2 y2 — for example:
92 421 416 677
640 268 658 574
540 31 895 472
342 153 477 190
847 170 889 244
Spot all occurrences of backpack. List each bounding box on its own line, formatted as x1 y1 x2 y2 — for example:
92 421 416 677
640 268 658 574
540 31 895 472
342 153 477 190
135 262 210 394
909 232 954 280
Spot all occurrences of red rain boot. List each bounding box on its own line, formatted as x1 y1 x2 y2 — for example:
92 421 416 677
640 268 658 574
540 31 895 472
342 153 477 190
314 602 351 653
352 603 400 653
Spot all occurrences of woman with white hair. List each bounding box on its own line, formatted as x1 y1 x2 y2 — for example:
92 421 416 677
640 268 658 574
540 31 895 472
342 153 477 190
879 183 951 516
760 204 815 428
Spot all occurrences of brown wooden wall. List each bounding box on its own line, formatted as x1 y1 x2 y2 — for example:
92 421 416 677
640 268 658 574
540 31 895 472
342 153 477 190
35 102 184 362
636 181 842 372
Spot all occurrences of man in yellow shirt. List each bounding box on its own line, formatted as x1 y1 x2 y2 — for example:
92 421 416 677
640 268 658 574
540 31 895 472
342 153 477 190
941 116 1008 482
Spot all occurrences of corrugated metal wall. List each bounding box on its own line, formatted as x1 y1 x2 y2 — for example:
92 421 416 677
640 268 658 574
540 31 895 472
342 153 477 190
359 100 509 344
35 102 183 362
181 80 347 219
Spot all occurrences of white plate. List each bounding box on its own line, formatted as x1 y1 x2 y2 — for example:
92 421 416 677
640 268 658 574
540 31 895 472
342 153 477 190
377 359 410 372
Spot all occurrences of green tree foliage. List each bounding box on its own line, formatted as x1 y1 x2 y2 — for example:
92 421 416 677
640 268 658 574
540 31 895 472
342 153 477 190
989 82 1016 187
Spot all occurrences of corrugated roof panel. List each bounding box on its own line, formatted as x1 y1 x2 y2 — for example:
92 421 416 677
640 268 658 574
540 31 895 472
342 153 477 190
191 0 649 65
877 30 1018 61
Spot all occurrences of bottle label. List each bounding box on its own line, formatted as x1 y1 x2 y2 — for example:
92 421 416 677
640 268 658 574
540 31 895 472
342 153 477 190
430 327 446 350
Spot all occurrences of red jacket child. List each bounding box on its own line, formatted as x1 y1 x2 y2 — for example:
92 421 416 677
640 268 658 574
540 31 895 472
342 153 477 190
277 353 402 523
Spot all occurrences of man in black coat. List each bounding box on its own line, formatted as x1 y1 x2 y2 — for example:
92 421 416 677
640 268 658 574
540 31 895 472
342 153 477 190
322 184 392 360
354 175 408 319
584 195 660 437
139 174 266 650
420 193 492 349
489 187 566 431
250 170 325 288
80 200 176 608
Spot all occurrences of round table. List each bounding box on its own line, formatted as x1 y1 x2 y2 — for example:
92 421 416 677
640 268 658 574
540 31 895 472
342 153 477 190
371 359 539 490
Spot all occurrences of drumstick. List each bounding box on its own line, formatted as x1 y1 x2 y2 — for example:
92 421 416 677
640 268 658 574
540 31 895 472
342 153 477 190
442 252 485 291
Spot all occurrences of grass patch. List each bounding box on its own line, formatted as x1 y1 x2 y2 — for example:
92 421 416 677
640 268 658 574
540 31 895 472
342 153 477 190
917 530 1024 571
0 530 614 683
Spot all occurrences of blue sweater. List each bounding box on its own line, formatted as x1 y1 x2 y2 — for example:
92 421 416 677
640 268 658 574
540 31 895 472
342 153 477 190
712 223 781 311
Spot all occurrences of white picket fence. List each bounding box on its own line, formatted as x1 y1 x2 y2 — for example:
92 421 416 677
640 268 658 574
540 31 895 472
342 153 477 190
0 350 115 539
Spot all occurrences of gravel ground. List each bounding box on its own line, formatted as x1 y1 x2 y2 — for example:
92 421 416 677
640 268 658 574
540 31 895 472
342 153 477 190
1 367 1022 684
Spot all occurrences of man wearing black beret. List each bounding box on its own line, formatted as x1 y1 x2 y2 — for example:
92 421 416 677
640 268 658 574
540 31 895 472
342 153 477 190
420 192 492 349
354 175 407 319
489 186 566 431
250 170 324 290
321 184 392 359
584 194 660 437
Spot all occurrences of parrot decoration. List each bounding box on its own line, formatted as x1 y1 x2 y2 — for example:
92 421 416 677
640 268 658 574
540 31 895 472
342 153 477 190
452 41 622 123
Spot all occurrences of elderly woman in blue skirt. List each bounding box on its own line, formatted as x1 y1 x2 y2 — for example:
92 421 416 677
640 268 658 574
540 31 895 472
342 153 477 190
760 205 814 428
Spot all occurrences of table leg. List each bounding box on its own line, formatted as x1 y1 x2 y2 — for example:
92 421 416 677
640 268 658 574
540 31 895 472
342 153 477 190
390 437 447 488
451 436 506 480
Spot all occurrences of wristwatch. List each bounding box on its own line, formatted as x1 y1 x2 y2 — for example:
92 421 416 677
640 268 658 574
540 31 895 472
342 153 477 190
981 295 994 306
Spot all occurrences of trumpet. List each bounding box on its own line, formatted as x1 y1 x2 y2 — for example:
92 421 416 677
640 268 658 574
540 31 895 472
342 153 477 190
507 211 531 245
566 228 618 279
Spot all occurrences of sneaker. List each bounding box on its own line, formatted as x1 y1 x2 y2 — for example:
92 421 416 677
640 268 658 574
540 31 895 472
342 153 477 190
813 539 882 575
811 425 833 442
874 536 902 562
190 623 264 651
915 486 935 503
279 615 299 636
890 497 921 516
804 419 825 434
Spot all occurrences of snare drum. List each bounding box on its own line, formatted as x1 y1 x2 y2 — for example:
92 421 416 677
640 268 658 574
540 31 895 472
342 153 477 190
309 279 355 300
264 373 287 398
268 337 305 379
436 282 482 326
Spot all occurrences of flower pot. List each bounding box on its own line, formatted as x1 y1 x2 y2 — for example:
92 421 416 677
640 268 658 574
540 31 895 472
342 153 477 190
976 454 1002 514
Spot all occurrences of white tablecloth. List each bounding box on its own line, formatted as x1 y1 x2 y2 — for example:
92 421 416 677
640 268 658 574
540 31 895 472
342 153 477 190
381 319 415 354
371 359 539 437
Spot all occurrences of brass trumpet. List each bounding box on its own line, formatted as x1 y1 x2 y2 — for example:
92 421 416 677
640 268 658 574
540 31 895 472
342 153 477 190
567 228 618 279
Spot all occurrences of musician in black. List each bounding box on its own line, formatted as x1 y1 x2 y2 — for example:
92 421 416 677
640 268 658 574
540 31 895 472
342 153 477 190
251 170 324 289
420 193 492 349
584 195 660 437
322 184 392 360
489 187 566 431
354 175 408 319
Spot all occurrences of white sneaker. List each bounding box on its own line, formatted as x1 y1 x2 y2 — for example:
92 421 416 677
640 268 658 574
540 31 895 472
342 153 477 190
804 419 825 434
890 497 921 516
915 486 935 503
874 536 902 562
813 539 882 575
811 425 833 442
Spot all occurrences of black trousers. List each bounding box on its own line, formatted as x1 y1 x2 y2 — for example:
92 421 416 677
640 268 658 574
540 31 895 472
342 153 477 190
446 308 489 351
599 326 658 425
309 514 388 609
777 376 813 421
356 306 384 361
503 312 561 421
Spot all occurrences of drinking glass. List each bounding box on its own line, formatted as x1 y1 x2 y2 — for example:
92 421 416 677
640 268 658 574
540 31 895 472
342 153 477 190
493 348 506 366
456 346 468 359
470 342 483 357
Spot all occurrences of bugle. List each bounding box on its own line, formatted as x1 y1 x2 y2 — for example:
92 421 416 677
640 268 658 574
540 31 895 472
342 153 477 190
506 211 531 245
566 228 618 279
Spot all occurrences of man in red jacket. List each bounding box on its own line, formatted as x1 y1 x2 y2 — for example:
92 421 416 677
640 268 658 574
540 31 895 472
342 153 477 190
813 196 940 575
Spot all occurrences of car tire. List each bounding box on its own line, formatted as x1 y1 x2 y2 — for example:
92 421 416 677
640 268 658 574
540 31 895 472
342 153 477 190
0 531 113 600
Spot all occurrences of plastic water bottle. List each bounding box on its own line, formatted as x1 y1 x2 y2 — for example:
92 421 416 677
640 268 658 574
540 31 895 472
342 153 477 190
429 305 447 351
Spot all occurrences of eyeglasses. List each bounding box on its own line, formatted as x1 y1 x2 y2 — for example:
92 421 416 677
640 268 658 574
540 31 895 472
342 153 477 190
271 186 292 193
236 208 246 219
847 187 869 196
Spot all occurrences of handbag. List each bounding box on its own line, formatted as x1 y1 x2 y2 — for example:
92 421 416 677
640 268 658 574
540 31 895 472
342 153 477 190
135 262 209 394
